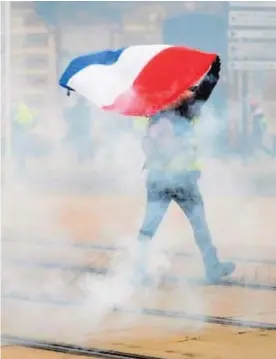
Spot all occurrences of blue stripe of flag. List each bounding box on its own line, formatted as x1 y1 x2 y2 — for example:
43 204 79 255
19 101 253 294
59 47 126 92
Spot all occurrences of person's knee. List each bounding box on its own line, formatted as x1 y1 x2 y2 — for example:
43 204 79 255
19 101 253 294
189 203 207 227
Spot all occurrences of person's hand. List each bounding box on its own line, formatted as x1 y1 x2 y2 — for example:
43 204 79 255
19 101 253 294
192 55 221 103
211 55 221 72
207 55 221 82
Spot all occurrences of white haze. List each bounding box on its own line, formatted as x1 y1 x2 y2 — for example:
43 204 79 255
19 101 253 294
2 95 276 344
2 12 276 348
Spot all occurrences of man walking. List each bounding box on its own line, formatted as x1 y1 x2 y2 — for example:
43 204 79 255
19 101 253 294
137 56 235 283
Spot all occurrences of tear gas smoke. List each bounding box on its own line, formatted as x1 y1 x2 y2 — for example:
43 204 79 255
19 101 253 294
2 7 276 346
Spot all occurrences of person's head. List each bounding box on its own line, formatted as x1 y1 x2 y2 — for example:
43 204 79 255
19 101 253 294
163 89 194 111
174 89 202 120
249 99 259 110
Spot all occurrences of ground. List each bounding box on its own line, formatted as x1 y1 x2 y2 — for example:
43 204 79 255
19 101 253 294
2 187 276 358
2 326 276 359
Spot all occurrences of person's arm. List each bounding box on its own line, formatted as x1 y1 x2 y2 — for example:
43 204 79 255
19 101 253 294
174 55 221 119
142 117 174 166
193 55 221 103
142 134 155 158
142 122 162 162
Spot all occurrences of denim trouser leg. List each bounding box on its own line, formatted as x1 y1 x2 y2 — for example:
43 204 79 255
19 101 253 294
139 177 171 240
138 172 219 272
172 183 218 265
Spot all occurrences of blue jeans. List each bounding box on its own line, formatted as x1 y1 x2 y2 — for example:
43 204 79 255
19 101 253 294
139 170 216 261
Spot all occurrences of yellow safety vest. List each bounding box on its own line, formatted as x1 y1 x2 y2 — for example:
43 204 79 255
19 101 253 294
188 117 202 171
134 116 149 132
149 116 203 172
14 103 35 127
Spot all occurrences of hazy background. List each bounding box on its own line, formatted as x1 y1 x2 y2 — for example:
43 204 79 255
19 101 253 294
1 1 276 345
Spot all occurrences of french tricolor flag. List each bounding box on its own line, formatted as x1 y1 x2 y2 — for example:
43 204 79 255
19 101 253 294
59 45 217 116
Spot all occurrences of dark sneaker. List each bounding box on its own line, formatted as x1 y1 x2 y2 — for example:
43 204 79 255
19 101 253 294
205 261 236 283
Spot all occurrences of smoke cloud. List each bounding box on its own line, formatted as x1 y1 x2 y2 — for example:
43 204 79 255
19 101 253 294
2 2 276 348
